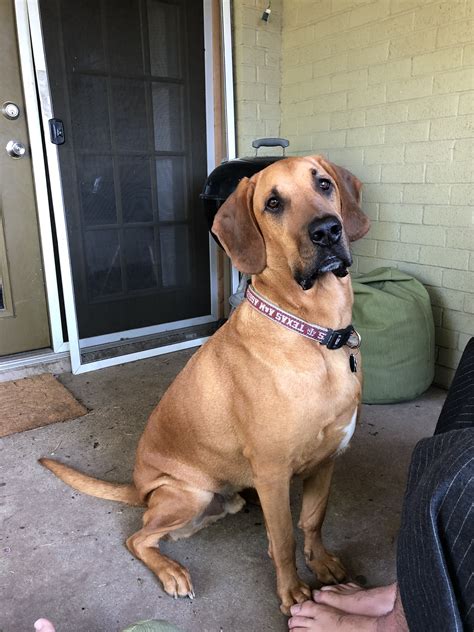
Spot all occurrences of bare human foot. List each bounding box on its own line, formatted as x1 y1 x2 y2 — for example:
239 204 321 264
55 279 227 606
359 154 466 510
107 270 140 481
288 601 378 631
313 582 397 616
288 584 408 632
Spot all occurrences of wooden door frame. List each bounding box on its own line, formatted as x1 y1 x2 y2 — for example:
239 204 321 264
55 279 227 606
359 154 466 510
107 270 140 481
9 0 236 374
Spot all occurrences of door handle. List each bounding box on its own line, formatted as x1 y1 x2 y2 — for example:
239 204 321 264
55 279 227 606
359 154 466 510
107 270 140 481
5 140 26 159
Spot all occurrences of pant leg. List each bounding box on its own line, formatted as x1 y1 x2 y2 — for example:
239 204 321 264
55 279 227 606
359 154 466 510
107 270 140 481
435 337 474 435
397 429 474 632
397 339 474 632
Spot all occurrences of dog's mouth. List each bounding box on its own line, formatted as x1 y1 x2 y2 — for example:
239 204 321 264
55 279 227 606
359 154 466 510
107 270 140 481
295 253 352 291
319 256 349 276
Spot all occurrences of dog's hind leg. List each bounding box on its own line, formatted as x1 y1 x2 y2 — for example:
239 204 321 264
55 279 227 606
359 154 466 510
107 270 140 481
126 484 214 598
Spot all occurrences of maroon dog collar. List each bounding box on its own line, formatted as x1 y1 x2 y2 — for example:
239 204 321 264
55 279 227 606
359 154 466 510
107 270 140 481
245 284 361 350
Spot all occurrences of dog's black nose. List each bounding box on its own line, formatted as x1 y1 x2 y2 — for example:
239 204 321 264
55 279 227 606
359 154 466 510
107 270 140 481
308 216 342 247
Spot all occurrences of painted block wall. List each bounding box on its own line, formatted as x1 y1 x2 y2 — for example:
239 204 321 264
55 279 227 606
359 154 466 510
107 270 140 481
233 0 474 387
232 0 283 156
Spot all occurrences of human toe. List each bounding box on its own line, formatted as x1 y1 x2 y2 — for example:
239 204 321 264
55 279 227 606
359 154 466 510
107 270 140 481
34 619 56 632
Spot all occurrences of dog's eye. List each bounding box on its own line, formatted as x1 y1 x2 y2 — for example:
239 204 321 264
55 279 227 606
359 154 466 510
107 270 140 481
318 179 332 192
265 197 281 212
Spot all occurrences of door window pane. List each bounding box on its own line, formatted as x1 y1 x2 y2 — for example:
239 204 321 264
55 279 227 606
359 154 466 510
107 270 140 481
119 158 153 223
112 79 148 151
70 75 111 151
152 83 183 151
148 0 180 78
124 227 158 291
106 0 144 75
85 230 122 299
156 157 186 221
160 225 191 288
62 0 106 72
78 156 117 226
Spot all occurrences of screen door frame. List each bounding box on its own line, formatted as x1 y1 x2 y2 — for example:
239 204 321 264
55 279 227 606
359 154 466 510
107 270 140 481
21 0 235 374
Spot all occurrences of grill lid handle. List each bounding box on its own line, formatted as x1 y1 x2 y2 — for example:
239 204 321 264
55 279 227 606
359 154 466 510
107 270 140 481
252 137 289 156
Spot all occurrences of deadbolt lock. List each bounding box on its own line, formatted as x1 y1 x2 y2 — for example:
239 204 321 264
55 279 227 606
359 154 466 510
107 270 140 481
2 102 20 120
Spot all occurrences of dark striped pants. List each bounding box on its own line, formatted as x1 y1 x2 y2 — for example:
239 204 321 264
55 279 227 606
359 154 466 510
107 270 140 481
397 338 474 632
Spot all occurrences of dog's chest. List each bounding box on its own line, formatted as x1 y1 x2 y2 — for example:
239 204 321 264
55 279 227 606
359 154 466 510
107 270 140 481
335 407 357 454
290 388 359 474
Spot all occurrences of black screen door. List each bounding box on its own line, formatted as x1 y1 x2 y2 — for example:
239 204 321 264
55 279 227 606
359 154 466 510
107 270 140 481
39 0 211 339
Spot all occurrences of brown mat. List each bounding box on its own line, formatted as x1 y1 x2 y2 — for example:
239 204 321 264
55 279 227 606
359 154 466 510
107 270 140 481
0 373 87 438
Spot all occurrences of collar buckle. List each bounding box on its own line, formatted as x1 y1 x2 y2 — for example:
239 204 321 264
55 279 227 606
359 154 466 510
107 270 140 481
325 326 355 350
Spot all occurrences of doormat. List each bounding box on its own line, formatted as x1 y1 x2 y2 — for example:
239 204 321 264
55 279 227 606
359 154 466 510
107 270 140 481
0 373 87 438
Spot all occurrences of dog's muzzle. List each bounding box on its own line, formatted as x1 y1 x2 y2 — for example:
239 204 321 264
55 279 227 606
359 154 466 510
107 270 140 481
296 216 352 290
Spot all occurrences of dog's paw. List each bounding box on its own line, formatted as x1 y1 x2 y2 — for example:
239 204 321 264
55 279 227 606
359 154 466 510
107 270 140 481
306 550 347 584
158 560 194 599
278 579 312 615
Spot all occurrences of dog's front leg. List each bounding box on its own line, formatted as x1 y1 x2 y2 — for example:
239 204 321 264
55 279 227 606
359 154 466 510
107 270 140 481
299 459 347 584
254 474 311 614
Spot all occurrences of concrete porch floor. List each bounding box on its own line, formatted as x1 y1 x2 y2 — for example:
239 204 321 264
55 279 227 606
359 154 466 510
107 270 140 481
1 349 444 632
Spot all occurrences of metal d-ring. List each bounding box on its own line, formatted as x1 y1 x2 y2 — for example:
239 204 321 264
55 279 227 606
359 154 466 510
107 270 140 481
347 329 362 349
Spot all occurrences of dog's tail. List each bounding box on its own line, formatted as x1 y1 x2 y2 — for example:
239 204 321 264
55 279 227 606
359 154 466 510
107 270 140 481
39 458 144 507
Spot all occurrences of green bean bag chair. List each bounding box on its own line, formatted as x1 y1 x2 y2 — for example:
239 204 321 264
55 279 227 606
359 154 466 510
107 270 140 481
352 267 435 404
122 621 185 632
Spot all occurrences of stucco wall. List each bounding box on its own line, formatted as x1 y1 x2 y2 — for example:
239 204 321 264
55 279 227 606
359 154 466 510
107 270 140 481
233 0 474 387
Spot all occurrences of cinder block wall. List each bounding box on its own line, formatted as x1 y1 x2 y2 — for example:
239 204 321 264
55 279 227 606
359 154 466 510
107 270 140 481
233 0 474 387
280 0 474 388
232 0 283 156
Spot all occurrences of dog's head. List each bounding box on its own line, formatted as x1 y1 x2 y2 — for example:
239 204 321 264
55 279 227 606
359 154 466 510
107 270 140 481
212 156 370 290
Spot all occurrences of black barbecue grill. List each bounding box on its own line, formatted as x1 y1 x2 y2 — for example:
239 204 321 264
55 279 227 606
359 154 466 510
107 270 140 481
201 138 289 246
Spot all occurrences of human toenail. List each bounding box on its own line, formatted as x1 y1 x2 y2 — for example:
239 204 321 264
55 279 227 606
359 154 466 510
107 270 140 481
290 604 301 614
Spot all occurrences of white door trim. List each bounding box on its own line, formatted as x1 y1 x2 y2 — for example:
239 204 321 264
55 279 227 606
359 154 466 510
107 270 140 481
221 0 240 294
12 0 234 374
221 0 236 163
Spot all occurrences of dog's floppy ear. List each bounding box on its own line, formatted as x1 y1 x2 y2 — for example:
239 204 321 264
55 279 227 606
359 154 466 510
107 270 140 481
319 158 370 242
211 177 266 274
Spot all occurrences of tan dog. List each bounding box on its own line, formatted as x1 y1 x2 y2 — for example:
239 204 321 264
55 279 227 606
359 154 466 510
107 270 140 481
40 156 370 614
